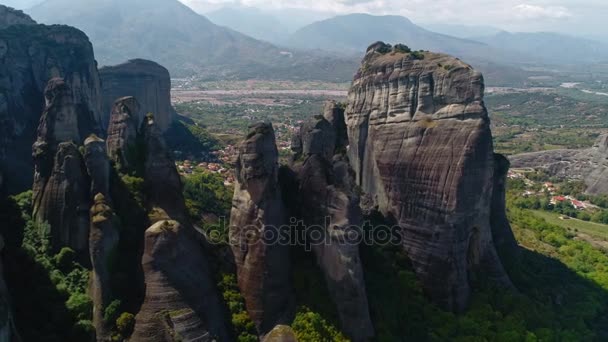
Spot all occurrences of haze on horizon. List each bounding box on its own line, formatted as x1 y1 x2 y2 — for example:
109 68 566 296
4 0 608 39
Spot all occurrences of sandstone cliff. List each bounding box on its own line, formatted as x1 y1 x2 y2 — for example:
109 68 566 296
100 59 176 132
32 78 93 254
130 220 231 341
345 42 511 311
89 193 119 341
290 115 374 341
230 123 294 336
0 5 35 29
510 134 608 196
0 16 102 193
106 97 141 173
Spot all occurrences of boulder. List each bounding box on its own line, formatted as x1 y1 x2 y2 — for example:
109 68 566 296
131 220 231 341
100 59 176 132
264 325 298 342
230 123 294 335
345 42 512 311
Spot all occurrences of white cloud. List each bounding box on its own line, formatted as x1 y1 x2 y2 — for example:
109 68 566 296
513 4 572 19
179 0 606 35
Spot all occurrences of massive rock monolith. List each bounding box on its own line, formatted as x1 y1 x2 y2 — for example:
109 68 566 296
32 79 93 254
345 42 511 311
0 12 102 193
290 115 374 341
230 123 294 336
106 96 141 173
89 193 119 341
130 220 231 342
100 59 176 132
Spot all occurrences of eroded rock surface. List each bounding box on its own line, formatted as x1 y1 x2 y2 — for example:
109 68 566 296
0 18 101 193
230 123 294 336
491 154 518 252
100 59 176 132
290 116 373 341
89 193 119 341
32 79 93 254
0 5 36 29
84 135 111 200
106 96 141 173
131 220 230 342
345 42 511 311
510 134 608 196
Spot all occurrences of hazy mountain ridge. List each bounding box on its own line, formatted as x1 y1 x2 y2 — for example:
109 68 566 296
27 0 357 80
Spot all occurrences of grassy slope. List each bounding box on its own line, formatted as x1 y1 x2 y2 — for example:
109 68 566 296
531 210 608 240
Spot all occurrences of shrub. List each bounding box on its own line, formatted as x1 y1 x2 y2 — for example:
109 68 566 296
411 50 425 60
104 299 122 324
66 293 93 321
291 307 349 342
116 312 135 335
393 43 411 53
54 247 76 272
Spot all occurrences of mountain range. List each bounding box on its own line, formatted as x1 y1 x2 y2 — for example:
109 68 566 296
27 0 357 80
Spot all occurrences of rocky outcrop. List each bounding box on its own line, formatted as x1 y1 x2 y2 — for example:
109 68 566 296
264 325 298 342
130 220 231 342
141 114 187 223
491 154 518 253
84 135 112 199
0 18 102 193
32 79 92 254
230 123 294 336
100 59 176 132
510 134 608 196
0 5 36 29
106 97 141 173
345 42 511 311
290 116 373 341
89 193 119 341
322 101 348 150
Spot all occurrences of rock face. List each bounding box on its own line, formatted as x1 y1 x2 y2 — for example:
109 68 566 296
32 79 93 254
230 123 294 336
89 193 119 341
131 220 231 342
84 135 112 199
100 59 176 132
345 42 511 311
106 97 141 172
491 154 518 252
290 115 374 341
510 134 608 196
0 17 102 193
0 5 36 29
141 114 187 222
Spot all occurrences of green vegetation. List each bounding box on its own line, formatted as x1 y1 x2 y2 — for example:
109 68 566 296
217 273 258 342
1 191 94 342
393 43 411 53
183 170 233 222
292 307 349 342
531 210 608 241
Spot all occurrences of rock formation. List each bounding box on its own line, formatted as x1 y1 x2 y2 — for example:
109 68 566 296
290 115 374 341
130 220 231 341
84 135 112 200
0 5 35 29
100 59 177 132
345 42 511 311
89 193 119 341
106 97 141 173
230 123 294 336
32 79 92 254
141 114 187 223
510 134 608 196
491 154 519 252
0 15 102 193
264 325 298 342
